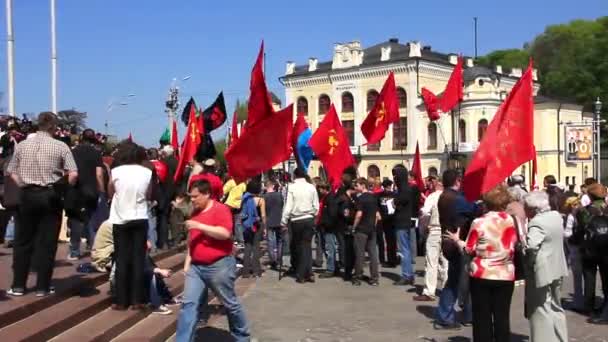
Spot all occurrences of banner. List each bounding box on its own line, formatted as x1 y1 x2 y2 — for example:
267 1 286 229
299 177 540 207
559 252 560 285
565 124 593 162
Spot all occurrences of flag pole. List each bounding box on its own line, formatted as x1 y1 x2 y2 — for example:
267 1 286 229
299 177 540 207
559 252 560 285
6 0 15 117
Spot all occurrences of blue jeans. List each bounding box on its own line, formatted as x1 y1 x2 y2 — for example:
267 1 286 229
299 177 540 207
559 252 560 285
324 232 338 273
436 255 472 325
5 217 15 241
147 213 157 251
87 193 109 244
267 227 284 264
68 217 88 257
176 256 250 342
396 228 414 280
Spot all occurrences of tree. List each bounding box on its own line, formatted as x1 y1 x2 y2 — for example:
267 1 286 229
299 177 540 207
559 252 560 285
234 99 248 123
57 108 88 133
214 139 227 171
478 16 608 114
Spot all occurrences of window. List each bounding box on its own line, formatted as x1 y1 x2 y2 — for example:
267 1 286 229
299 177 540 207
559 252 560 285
428 123 438 149
367 165 380 179
318 94 330 115
428 167 438 177
478 119 488 142
459 119 466 143
565 176 570 185
296 97 308 116
392 117 407 150
366 90 379 111
397 87 407 108
342 92 354 113
342 120 355 146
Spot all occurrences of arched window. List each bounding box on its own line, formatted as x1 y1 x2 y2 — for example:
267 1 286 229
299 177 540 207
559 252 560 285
318 94 330 115
397 87 407 108
478 119 488 142
366 90 379 111
459 119 466 143
392 117 407 150
428 167 438 177
296 97 308 116
342 91 354 113
367 165 380 179
428 123 438 149
342 120 355 146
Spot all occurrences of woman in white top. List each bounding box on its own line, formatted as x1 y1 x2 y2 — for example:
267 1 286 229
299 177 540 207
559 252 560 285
108 142 152 310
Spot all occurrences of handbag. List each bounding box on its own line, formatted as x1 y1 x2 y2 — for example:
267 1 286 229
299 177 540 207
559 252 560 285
1 174 21 209
511 215 527 280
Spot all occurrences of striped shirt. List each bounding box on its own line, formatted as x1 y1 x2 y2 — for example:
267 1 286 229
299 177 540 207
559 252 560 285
7 131 77 186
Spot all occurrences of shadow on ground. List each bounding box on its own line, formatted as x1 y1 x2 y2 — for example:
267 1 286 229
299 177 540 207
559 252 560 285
195 326 233 341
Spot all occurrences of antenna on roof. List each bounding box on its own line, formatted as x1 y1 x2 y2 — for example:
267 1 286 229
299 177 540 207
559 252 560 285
473 17 478 60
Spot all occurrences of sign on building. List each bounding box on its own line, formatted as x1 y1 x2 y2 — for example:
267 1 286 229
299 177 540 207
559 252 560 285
565 124 593 163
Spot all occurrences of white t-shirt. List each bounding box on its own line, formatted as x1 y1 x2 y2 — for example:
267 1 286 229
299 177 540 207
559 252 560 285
109 164 152 225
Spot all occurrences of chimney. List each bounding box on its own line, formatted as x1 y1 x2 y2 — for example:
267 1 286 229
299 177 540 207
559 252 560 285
422 45 432 51
286 61 295 75
495 65 503 74
510 68 522 77
388 38 399 44
408 41 421 58
381 46 392 61
308 58 318 72
448 54 458 65
532 68 538 81
466 58 474 67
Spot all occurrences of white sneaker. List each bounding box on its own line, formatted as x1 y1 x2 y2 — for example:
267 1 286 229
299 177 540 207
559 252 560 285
152 305 172 315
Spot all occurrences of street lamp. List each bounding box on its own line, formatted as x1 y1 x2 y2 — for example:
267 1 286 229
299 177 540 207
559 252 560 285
165 76 192 122
106 94 136 134
595 97 603 181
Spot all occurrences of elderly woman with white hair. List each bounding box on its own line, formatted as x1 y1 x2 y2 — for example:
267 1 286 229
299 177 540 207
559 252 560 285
523 191 569 342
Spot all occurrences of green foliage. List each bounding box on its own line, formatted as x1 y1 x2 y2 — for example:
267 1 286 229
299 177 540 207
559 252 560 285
215 139 227 169
57 108 88 133
478 16 608 114
234 99 248 123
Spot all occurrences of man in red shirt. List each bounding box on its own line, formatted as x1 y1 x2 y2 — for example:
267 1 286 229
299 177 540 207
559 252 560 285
175 180 250 342
188 159 223 201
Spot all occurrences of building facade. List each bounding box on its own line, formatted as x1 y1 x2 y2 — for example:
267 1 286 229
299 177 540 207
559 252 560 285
280 39 593 188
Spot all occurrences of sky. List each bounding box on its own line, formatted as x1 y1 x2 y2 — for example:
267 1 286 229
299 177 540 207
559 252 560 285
0 0 605 146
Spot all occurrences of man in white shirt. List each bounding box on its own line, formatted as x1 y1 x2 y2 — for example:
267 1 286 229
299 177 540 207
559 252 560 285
281 168 319 283
414 181 447 301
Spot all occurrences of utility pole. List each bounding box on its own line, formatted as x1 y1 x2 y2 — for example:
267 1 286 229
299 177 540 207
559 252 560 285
6 0 15 117
473 17 478 60
594 97 603 182
50 0 58 113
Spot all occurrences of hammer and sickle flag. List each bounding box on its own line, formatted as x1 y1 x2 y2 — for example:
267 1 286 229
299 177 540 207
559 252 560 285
310 104 355 189
361 72 400 145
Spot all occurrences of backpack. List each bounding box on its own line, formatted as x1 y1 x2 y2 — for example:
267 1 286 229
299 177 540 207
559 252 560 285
583 205 608 258
240 193 259 232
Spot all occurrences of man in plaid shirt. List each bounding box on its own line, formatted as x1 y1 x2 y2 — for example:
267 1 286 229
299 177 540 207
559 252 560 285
6 112 78 297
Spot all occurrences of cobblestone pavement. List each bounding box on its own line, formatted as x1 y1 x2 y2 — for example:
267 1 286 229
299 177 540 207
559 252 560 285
207 257 607 342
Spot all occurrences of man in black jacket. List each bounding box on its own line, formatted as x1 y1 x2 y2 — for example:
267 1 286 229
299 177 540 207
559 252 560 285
434 169 477 330
377 179 397 266
392 166 416 285
319 184 339 278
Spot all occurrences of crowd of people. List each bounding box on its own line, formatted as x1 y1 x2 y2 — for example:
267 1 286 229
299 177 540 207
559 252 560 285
0 111 607 342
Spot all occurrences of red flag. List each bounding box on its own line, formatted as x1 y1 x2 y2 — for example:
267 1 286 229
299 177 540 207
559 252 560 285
225 104 294 182
421 87 441 121
439 56 463 113
197 108 205 135
361 72 400 145
411 142 425 192
463 61 535 201
174 103 202 182
171 119 179 156
230 110 239 148
309 104 355 189
128 132 133 142
247 41 274 129
532 146 539 190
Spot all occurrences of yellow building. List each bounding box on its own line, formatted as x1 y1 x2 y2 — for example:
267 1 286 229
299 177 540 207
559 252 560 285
280 39 593 188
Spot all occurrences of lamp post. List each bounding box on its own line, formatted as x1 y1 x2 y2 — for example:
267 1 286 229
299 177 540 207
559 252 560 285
6 0 15 117
594 97 603 181
164 76 191 126
50 0 57 114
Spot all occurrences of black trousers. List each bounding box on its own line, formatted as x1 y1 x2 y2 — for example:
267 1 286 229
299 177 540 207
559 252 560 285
13 187 62 291
156 205 170 249
341 232 356 279
290 218 314 280
314 227 324 266
354 231 379 281
470 277 514 342
242 226 263 276
112 219 147 307
582 256 608 312
383 220 398 265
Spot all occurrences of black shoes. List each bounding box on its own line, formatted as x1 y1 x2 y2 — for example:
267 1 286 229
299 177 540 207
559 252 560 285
394 278 415 286
352 279 362 286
